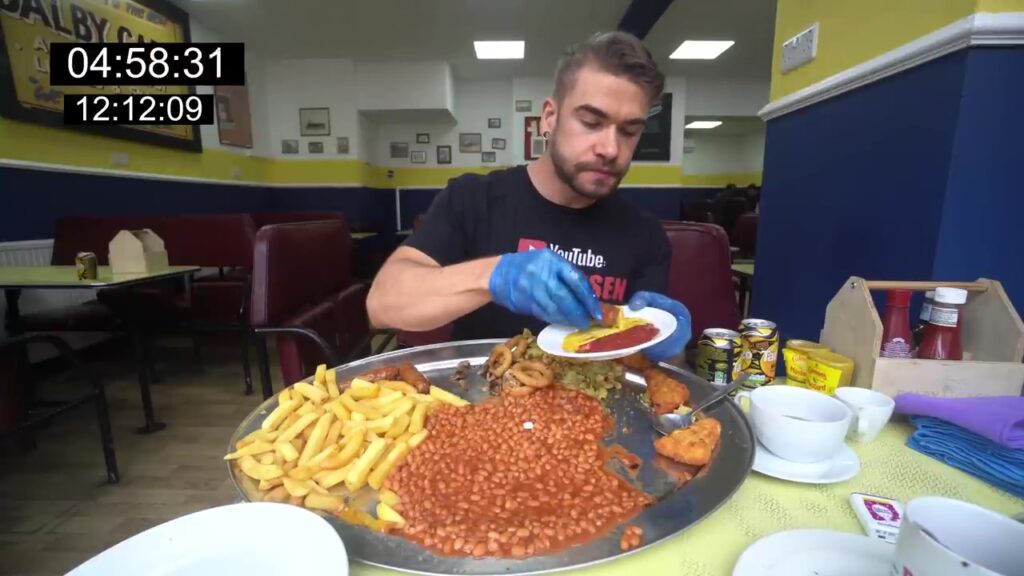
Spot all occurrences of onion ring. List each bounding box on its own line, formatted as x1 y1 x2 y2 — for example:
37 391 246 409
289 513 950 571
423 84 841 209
509 360 554 389
506 384 536 396
507 335 529 361
487 345 513 378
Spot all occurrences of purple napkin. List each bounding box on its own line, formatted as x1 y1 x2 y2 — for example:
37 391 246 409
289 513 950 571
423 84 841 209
894 394 1024 449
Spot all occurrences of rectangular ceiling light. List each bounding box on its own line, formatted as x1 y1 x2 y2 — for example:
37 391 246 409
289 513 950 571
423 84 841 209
670 40 734 60
474 41 525 59
685 120 722 129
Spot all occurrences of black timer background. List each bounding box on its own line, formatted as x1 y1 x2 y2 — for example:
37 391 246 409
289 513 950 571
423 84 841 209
64 94 216 125
50 43 245 86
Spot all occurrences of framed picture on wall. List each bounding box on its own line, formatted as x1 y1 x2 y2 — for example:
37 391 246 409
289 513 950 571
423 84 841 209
308 141 324 154
488 118 501 129
390 142 409 159
515 100 532 112
410 150 427 164
491 138 506 150
299 108 331 136
459 133 482 153
416 133 430 144
336 137 349 154
282 139 299 154
524 116 546 160
215 84 253 148
437 145 451 164
482 151 496 163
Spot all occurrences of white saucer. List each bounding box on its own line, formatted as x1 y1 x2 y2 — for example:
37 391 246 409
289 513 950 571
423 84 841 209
68 503 347 576
536 306 676 360
752 438 860 484
733 529 893 576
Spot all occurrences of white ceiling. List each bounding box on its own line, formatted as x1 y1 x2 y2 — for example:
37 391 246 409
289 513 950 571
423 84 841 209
174 0 776 83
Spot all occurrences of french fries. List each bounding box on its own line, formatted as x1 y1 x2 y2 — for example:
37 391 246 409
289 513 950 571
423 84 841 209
231 366 466 527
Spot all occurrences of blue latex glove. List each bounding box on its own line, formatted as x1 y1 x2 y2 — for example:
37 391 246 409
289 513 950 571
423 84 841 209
489 248 602 330
627 291 692 361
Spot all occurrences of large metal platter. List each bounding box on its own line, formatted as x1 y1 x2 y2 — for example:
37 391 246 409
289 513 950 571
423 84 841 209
227 340 754 575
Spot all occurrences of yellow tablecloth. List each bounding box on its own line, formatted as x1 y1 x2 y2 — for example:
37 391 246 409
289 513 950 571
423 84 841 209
352 421 1023 576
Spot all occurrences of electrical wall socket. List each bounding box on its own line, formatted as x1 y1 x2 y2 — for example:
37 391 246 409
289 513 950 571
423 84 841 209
111 152 129 166
780 22 818 74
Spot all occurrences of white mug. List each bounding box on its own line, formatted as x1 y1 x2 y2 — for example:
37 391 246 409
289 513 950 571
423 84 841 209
736 385 851 463
835 387 895 443
892 497 1024 576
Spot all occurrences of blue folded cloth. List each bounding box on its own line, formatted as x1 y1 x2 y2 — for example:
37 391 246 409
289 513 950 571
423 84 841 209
908 416 1024 499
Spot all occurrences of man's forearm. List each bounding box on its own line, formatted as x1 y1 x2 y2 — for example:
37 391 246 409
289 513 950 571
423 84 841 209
367 255 500 331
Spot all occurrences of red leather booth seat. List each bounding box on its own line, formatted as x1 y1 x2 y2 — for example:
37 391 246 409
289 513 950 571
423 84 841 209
250 211 348 230
661 221 740 344
731 213 758 259
250 221 369 388
22 214 256 332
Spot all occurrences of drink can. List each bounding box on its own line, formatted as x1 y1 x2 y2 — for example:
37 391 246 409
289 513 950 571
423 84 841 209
738 318 779 387
75 252 98 280
695 328 740 385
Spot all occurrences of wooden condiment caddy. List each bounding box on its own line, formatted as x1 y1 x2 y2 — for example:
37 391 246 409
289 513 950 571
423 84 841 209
820 277 1024 398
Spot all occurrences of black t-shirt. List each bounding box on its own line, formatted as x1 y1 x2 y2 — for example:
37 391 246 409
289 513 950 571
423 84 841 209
405 165 670 340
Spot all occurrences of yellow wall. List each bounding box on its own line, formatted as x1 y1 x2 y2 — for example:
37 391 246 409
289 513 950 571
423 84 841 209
976 0 1024 10
770 0 1024 101
1 117 760 188
770 0 975 101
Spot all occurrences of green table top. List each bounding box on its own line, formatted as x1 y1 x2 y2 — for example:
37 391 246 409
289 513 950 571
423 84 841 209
352 421 1023 576
0 265 199 289
731 263 755 278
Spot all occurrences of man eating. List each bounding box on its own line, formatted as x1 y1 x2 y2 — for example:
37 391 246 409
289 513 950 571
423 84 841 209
367 31 691 361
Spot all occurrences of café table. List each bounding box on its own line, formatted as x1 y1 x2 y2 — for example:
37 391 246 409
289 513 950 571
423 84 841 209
1 265 199 433
731 261 755 316
350 420 1023 576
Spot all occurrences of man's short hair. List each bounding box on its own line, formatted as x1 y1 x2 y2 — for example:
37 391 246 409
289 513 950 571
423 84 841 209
554 31 665 104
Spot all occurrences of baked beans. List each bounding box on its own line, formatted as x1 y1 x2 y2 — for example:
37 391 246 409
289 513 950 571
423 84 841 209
387 387 652 558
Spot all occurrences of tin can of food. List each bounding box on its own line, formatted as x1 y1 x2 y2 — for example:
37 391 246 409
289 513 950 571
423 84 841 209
75 252 98 280
695 328 741 385
738 319 779 387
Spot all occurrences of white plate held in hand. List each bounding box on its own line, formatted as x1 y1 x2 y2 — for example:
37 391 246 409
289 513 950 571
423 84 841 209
733 529 893 576
68 503 348 576
537 306 676 360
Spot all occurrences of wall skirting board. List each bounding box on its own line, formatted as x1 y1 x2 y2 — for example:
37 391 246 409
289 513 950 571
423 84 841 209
760 12 1024 120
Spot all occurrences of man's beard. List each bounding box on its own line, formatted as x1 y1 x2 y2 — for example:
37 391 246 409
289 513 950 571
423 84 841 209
548 131 625 201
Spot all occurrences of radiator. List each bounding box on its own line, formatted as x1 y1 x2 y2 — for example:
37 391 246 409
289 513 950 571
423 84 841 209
0 239 108 356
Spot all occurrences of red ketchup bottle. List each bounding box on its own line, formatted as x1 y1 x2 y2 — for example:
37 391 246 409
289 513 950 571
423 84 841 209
880 290 913 358
918 287 968 361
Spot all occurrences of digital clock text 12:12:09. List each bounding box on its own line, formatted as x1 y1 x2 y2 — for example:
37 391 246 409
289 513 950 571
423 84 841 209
64 94 216 125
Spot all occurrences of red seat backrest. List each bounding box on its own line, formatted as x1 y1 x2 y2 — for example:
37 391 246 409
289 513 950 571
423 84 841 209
52 214 256 268
249 220 352 327
731 214 759 258
250 211 347 230
661 221 741 341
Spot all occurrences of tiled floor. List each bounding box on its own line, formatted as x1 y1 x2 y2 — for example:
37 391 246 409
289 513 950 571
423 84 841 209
0 336 341 575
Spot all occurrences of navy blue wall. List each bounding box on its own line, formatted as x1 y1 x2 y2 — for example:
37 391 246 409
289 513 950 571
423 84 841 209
3 166 726 243
0 166 272 242
753 52 968 341
933 47 1024 312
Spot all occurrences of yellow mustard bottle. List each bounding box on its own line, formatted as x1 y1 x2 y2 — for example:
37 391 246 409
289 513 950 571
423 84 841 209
805 349 855 395
782 340 830 386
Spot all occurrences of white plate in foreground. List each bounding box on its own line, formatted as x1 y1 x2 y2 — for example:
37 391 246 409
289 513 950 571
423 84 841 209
68 503 347 576
734 529 893 575
752 437 860 484
536 306 676 360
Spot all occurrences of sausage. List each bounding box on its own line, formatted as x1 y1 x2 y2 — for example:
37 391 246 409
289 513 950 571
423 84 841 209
398 362 431 393
355 366 400 382
599 303 621 328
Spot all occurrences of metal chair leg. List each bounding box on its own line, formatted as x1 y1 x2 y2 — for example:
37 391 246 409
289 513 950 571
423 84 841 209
90 368 120 484
241 329 254 396
132 330 165 434
254 334 274 400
